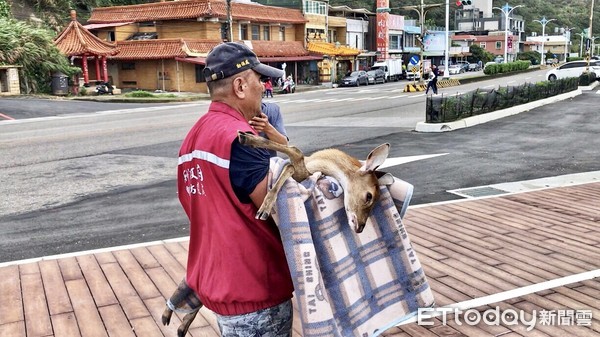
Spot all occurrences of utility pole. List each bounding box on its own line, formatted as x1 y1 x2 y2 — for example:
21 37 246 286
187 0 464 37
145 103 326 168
400 0 443 81
226 0 233 42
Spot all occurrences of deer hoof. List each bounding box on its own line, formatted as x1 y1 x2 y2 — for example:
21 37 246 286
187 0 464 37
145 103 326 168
256 209 271 220
161 307 173 326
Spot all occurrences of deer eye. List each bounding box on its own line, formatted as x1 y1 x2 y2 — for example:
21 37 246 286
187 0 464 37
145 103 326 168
365 192 373 204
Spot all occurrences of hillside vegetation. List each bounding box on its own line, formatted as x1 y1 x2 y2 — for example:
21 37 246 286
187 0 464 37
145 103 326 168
3 0 600 35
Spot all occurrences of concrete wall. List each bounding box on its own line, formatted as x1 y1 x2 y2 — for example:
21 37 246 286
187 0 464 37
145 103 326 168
0 67 21 95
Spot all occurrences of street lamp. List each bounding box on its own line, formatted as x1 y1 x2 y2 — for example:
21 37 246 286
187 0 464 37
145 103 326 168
533 16 556 66
562 27 573 62
576 32 586 57
493 3 524 63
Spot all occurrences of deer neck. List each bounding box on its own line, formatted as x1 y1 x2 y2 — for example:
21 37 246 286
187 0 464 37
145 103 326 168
306 150 360 191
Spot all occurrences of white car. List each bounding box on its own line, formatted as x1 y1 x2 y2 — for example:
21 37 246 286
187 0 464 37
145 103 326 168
448 64 465 75
545 60 600 81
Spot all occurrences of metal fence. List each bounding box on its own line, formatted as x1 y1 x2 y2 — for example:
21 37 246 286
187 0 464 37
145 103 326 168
425 77 579 123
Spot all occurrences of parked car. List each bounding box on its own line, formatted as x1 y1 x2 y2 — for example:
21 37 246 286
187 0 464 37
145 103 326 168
448 64 465 75
366 69 386 84
545 60 600 81
455 61 470 72
339 71 369 87
468 63 482 71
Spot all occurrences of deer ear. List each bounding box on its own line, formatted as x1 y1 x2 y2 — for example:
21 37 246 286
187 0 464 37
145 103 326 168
360 143 390 172
376 172 394 185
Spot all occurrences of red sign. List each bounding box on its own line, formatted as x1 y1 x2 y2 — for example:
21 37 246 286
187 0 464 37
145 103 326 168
376 0 389 60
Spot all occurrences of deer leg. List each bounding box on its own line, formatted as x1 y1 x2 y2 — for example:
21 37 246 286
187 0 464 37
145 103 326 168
237 131 311 181
177 310 199 337
256 163 295 220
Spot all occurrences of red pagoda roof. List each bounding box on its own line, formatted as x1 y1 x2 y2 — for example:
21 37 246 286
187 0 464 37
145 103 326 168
54 10 118 56
88 0 307 25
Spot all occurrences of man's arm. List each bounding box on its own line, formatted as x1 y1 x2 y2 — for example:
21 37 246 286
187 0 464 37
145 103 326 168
250 112 288 146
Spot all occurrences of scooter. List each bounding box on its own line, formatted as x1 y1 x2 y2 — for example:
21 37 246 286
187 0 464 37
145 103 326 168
280 77 296 94
95 81 114 95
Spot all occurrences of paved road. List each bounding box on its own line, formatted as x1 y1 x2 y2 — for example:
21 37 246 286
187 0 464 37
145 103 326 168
1 72 599 262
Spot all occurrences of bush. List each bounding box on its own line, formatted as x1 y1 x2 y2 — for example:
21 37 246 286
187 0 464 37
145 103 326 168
567 57 584 62
124 90 156 97
426 78 579 123
579 72 597 86
483 60 530 75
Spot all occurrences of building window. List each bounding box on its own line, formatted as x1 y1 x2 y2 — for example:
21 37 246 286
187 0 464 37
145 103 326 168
195 65 206 83
496 41 502 49
279 26 285 41
251 25 260 40
107 31 115 42
480 42 486 49
389 34 402 50
139 21 155 27
303 0 326 15
121 62 135 70
263 26 270 40
240 24 249 40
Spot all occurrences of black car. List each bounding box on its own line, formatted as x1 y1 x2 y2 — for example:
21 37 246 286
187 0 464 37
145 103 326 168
366 69 386 84
339 71 369 87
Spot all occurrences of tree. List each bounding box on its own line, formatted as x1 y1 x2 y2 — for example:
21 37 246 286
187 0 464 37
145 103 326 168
0 0 10 19
468 44 494 64
0 18 79 93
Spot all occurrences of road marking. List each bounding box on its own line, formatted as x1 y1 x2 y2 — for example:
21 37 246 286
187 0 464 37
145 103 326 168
379 154 449 169
483 85 494 88
0 112 15 120
395 268 600 326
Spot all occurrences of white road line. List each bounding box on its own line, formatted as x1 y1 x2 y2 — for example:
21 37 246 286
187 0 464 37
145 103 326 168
396 269 600 326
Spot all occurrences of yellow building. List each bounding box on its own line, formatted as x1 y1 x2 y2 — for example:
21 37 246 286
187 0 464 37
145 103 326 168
82 0 316 93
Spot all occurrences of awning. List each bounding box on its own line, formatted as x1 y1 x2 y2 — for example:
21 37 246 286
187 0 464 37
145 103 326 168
83 22 134 30
259 55 322 62
175 57 206 65
358 51 377 57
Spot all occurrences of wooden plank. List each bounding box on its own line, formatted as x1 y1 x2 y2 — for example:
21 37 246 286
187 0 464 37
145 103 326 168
147 244 186 284
59 257 84 281
65 279 108 337
100 261 150 320
0 265 24 325
39 259 73 315
113 250 161 300
397 322 446 337
0 321 26 337
21 272 53 337
130 247 161 269
163 241 189 269
98 304 136 337
129 316 165 337
513 295 598 337
19 262 40 275
77 255 118 308
95 252 117 265
51 312 82 337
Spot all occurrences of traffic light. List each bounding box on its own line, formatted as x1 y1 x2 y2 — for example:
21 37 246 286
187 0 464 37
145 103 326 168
456 0 472 6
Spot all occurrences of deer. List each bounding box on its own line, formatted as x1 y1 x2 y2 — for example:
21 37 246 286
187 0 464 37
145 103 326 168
162 133 394 336
236 130 394 233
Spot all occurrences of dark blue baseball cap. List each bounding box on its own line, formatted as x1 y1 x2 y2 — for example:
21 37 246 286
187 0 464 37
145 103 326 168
203 42 284 82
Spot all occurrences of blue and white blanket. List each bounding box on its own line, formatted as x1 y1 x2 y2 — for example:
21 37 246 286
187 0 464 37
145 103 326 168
269 157 435 337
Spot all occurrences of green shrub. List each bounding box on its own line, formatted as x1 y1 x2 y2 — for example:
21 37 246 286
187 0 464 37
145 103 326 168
124 90 155 97
579 72 597 86
567 57 584 62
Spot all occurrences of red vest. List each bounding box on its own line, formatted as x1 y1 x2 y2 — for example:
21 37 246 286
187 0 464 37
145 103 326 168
177 102 293 315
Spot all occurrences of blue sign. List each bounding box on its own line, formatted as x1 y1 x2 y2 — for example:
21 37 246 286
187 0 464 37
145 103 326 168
409 55 420 65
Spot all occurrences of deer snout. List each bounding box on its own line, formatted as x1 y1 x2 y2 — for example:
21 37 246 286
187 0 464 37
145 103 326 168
348 212 365 233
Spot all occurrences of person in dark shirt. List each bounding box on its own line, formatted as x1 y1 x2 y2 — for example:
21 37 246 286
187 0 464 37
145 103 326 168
425 64 439 95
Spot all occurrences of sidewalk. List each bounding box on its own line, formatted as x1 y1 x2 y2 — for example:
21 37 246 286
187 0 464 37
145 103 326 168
1 182 599 337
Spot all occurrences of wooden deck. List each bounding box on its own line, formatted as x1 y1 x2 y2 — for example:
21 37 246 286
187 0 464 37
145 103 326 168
1 183 599 337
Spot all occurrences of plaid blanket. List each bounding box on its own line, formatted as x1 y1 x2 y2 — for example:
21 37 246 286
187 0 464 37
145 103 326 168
269 157 435 337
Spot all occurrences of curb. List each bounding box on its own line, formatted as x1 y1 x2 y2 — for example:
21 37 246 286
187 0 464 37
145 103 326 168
404 83 427 92
414 88 583 133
